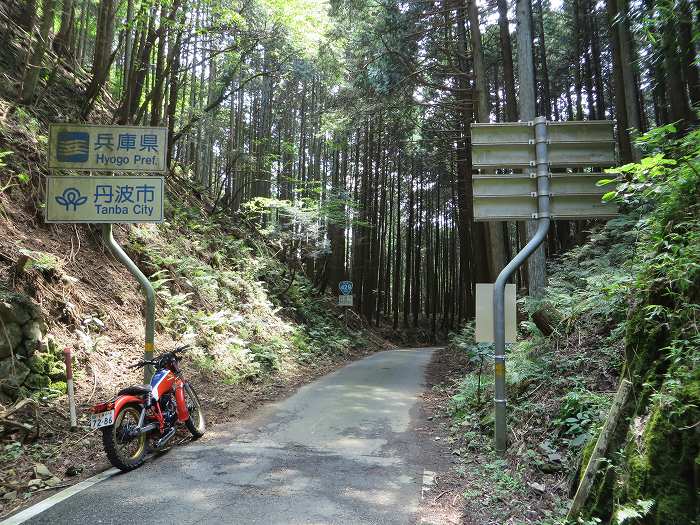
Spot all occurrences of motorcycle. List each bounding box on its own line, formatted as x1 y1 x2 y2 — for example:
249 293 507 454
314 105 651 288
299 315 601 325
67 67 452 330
89 345 206 471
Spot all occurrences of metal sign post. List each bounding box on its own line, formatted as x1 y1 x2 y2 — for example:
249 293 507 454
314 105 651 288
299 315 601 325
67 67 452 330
47 123 167 380
470 117 618 453
101 223 156 378
493 117 550 452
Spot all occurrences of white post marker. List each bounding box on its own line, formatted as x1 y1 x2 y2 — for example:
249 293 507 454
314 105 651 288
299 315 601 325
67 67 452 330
338 295 353 307
63 347 77 429
474 283 516 343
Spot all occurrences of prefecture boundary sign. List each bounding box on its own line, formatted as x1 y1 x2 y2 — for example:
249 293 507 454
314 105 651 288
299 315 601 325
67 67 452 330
48 123 167 172
46 176 164 223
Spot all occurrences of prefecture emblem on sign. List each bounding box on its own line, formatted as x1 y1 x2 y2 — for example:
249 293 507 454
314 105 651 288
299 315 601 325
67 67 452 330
55 187 88 211
339 281 353 295
56 132 90 163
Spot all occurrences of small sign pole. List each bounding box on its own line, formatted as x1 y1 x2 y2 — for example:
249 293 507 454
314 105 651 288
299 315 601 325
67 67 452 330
63 347 77 429
101 224 156 380
493 116 551 453
338 281 353 328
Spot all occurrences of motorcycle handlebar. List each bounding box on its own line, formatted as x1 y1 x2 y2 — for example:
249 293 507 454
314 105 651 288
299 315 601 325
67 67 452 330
128 345 190 369
128 360 155 369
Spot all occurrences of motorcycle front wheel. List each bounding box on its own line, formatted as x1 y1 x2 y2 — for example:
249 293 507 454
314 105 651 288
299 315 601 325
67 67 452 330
184 383 206 438
103 403 147 472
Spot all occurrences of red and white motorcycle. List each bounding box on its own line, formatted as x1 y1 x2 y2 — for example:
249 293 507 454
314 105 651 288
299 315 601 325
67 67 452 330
90 346 206 471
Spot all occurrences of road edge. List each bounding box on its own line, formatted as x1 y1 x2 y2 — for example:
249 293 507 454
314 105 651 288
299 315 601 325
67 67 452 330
0 469 120 525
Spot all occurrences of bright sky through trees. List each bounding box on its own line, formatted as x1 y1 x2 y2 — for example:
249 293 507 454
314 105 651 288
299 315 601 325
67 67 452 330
262 0 331 54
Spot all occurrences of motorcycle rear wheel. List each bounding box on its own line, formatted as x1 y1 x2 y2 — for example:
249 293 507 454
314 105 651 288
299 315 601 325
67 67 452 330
184 384 206 438
103 404 147 472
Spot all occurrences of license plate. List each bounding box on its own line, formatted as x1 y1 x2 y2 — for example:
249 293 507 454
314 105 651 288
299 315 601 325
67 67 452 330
90 410 115 429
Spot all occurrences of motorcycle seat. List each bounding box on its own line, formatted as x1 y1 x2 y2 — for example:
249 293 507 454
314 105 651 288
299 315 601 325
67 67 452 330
117 384 152 397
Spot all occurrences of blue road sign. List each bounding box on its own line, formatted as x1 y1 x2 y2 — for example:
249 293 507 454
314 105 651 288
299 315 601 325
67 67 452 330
46 176 164 224
339 281 353 295
49 123 167 172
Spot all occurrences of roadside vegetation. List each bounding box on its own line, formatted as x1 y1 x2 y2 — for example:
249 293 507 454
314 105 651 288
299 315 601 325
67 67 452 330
0 106 378 518
429 124 699 524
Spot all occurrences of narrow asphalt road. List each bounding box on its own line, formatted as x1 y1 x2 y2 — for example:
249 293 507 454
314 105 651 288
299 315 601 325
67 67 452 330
24 348 437 524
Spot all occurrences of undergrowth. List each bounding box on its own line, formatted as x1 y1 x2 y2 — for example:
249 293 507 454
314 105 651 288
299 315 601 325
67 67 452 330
127 200 366 384
442 123 699 525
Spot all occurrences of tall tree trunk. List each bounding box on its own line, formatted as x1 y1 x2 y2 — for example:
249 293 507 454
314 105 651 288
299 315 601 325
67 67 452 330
588 0 607 118
455 1 479 317
677 0 700 109
608 0 633 161
573 0 584 120
535 0 552 118
393 160 402 330
497 0 518 121
54 0 75 57
468 0 506 282
517 0 547 295
21 0 55 104
660 0 692 126
82 0 117 118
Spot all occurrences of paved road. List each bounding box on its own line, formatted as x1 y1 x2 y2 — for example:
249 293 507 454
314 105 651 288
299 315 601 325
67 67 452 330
25 348 437 524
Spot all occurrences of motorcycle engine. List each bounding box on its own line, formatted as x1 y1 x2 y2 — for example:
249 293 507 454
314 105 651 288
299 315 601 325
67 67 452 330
160 393 178 425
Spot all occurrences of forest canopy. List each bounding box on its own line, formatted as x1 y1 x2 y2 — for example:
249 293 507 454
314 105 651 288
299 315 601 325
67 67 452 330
6 0 699 340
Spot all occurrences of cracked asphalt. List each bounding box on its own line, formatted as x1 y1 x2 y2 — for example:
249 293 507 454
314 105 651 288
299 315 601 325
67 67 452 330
24 348 437 524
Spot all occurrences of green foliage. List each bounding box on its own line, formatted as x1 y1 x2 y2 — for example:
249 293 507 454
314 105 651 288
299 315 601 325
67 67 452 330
18 248 62 274
128 200 363 384
580 126 700 523
613 499 654 524
0 151 30 202
554 390 609 448
261 0 330 54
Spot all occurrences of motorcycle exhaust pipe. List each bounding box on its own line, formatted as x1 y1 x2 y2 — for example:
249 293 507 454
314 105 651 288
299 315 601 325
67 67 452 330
153 427 177 449
138 422 159 434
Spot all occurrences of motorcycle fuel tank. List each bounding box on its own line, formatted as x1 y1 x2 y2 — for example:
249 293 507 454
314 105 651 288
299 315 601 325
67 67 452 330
150 369 176 401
